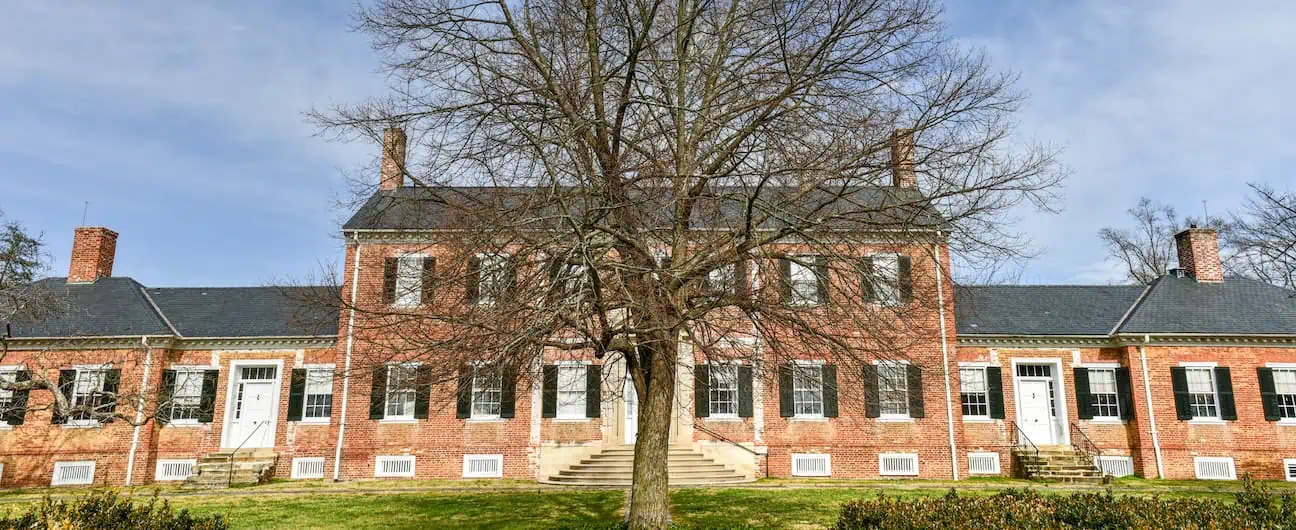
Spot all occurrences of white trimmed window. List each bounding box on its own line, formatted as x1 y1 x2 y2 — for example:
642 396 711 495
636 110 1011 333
788 259 820 306
556 364 587 419
169 368 204 423
1088 368 1120 419
792 363 824 417
384 363 418 420
959 367 989 419
709 364 739 418
0 370 18 426
878 361 909 418
154 459 195 481
69 368 108 427
393 255 424 307
471 364 502 419
1274 369 1296 420
1186 368 1219 419
477 253 510 306
870 253 901 305
304 367 334 421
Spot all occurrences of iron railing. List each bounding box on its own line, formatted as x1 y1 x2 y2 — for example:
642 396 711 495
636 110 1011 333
1069 422 1102 460
227 420 267 486
1009 421 1039 459
693 421 767 479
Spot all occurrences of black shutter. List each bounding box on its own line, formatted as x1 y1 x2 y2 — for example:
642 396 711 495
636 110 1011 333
778 259 793 304
585 365 601 418
455 367 472 419
414 365 432 420
157 369 176 424
694 365 710 418
502 256 518 302
3 371 30 426
1073 368 1093 420
1171 367 1192 420
53 369 74 424
287 369 307 421
1216 367 1237 421
466 256 481 304
197 370 219 423
500 365 517 419
986 366 1005 419
1115 368 1134 420
382 257 398 305
778 365 794 417
99 369 121 421
907 364 924 418
421 257 437 306
370 365 388 420
814 257 829 305
897 255 913 303
822 364 838 418
738 366 754 418
1259 367 1281 421
863 364 880 418
860 257 876 302
541 365 557 418
735 258 749 299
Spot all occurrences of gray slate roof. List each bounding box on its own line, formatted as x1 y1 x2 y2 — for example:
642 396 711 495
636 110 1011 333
9 277 172 338
1118 275 1296 335
954 285 1146 336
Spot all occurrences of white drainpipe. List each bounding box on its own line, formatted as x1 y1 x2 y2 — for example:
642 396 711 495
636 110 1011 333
933 242 959 480
333 234 363 481
1138 336 1165 478
124 335 154 485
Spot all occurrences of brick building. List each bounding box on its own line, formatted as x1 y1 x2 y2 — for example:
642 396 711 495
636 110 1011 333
2 132 1294 487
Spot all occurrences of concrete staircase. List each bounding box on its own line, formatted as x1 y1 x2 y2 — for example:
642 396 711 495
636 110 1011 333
544 446 751 486
183 449 278 489
1013 445 1102 483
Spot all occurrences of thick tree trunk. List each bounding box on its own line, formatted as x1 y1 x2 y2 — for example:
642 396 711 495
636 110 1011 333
626 341 677 529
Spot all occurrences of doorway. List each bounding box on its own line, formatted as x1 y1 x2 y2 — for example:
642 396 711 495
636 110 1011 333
1012 361 1067 446
624 378 638 444
222 363 281 449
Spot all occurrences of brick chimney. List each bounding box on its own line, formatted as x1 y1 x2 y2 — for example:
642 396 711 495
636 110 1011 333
68 227 118 283
1174 225 1223 282
379 127 407 190
890 128 917 188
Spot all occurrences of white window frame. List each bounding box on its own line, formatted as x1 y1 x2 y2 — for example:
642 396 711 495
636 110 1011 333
470 363 502 420
291 457 327 479
154 459 196 481
167 366 207 426
1193 456 1237 480
1086 367 1121 420
1267 363 1296 424
0 365 22 428
967 452 1001 475
301 364 335 423
462 454 504 478
383 362 419 422
875 360 910 420
555 362 588 420
374 455 416 478
791 361 825 419
393 254 426 308
868 253 902 306
475 252 510 307
788 257 821 307
708 363 740 419
51 461 96 486
879 453 920 477
707 263 738 294
1181 363 1221 422
958 366 990 421
790 453 832 477
67 365 111 428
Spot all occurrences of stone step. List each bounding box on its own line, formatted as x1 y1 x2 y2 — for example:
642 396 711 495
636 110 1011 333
546 476 750 486
554 469 744 479
568 463 730 472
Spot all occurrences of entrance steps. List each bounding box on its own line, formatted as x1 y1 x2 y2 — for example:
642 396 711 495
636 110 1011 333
183 449 278 489
544 446 751 486
1013 445 1102 483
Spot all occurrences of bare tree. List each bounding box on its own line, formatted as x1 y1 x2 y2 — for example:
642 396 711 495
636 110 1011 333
1229 183 1296 290
1098 197 1228 284
310 0 1061 526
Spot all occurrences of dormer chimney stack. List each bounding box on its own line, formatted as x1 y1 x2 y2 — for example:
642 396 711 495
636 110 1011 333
68 227 118 283
1173 225 1223 282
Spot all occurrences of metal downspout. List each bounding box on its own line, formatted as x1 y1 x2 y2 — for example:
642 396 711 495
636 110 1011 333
333 234 363 481
934 243 959 480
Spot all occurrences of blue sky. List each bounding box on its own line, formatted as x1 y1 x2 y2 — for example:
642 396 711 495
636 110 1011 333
1 1 1293 287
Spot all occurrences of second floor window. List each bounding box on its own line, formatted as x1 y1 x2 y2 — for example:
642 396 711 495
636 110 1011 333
878 362 909 418
786 258 824 307
959 367 988 418
394 255 424 307
709 364 739 417
473 253 512 306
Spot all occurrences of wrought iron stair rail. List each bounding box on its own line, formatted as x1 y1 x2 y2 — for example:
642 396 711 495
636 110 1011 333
227 420 267 486
1009 421 1040 460
1069 422 1102 460
692 421 768 479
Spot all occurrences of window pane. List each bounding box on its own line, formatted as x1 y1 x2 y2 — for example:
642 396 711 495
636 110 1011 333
1088 368 1120 418
873 254 900 304
792 365 823 416
304 368 333 419
557 365 587 418
478 254 509 305
394 256 423 306
1274 369 1296 419
959 368 988 417
170 370 204 422
878 362 908 416
471 365 502 417
385 364 417 418
1185 368 1218 418
709 365 739 416
790 260 819 305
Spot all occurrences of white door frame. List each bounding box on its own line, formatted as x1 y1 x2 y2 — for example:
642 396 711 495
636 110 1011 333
623 377 638 445
1010 357 1069 446
220 359 284 449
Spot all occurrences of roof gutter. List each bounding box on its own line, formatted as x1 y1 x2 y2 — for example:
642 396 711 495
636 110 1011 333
333 233 363 481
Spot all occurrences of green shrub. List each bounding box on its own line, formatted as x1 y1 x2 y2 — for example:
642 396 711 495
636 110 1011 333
836 477 1296 530
0 490 228 530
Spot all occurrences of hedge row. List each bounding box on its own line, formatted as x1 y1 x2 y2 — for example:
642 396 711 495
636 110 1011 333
0 491 228 530
836 478 1296 530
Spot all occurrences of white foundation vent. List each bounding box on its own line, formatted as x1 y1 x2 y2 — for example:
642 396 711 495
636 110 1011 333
1095 456 1135 478
292 457 326 479
462 455 503 478
52 461 96 486
879 453 919 476
154 459 196 481
1284 459 1296 482
791 454 831 477
375 455 416 478
1194 457 1237 480
968 452 1000 475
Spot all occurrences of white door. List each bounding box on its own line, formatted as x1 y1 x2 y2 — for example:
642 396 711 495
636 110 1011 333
1017 379 1054 445
624 380 638 445
228 379 276 449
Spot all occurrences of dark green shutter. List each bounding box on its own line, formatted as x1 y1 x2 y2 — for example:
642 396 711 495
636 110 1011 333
897 256 913 303
986 366 1005 419
455 367 472 419
585 365 601 418
541 365 557 418
502 256 519 302
778 259 793 304
157 369 176 424
1115 368 1134 420
1216 367 1237 421
466 256 481 304
414 365 432 420
1259 367 1281 421
421 257 437 305
1073 368 1093 420
197 370 219 423
814 257 829 305
822 364 838 418
778 365 794 417
860 258 876 302
3 371 30 425
370 365 388 420
863 364 880 418
1171 367 1192 420
52 369 74 424
382 257 398 305
500 366 517 419
99 369 121 422
738 366 754 418
907 364 924 418
287 369 306 421
694 365 710 418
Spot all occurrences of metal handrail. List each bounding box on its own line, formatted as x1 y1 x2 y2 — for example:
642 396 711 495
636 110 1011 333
227 420 267 486
693 421 768 479
1069 422 1102 459
1009 421 1040 459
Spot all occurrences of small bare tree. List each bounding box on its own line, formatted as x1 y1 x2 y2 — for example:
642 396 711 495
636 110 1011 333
1229 183 1296 290
309 0 1061 526
1099 197 1228 284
